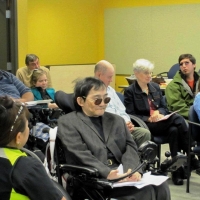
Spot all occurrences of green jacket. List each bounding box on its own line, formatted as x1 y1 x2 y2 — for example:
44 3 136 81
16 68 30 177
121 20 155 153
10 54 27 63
165 70 199 119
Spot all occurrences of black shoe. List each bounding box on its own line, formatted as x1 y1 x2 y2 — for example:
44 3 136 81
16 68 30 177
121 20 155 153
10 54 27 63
191 157 200 170
181 166 188 179
171 169 184 185
178 166 187 179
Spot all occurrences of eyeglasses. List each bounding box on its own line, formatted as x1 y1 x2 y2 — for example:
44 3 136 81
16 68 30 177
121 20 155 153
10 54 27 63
10 105 24 132
82 96 111 105
179 61 190 66
143 71 153 76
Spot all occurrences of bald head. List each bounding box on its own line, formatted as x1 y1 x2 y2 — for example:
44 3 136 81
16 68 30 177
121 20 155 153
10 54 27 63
94 60 114 73
94 60 115 87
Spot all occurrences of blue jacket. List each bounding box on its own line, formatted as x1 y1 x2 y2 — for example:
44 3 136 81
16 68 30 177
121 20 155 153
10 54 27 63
194 93 200 121
31 87 55 101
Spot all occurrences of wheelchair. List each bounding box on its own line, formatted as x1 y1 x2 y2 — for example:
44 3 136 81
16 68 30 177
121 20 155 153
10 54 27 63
43 127 186 200
29 90 185 200
25 102 64 158
49 133 158 200
24 92 187 200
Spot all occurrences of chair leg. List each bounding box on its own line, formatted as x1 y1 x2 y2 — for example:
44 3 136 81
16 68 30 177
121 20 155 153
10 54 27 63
157 144 161 169
186 127 192 193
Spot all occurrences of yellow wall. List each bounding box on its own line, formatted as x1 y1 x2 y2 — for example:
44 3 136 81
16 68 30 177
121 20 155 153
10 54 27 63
17 0 200 67
17 0 200 65
115 74 130 93
18 0 102 67
17 0 200 89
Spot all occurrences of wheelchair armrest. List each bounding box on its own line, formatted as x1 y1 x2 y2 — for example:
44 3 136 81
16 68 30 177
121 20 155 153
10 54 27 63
129 114 149 130
79 178 113 190
61 164 113 190
60 164 99 177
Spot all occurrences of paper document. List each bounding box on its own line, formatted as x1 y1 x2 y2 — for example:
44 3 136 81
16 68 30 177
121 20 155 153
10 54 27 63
113 164 169 189
113 171 169 189
157 110 180 122
25 99 53 107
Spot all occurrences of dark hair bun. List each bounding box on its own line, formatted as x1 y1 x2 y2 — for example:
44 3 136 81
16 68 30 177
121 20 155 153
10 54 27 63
0 96 14 109
0 96 14 128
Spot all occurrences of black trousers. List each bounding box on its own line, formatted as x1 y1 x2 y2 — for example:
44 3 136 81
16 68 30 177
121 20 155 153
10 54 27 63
109 181 171 200
146 114 189 157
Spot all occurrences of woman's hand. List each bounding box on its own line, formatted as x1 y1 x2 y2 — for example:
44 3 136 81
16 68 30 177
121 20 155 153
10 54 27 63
149 111 164 122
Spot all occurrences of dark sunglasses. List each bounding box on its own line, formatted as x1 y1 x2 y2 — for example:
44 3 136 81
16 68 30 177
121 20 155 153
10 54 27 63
82 96 111 105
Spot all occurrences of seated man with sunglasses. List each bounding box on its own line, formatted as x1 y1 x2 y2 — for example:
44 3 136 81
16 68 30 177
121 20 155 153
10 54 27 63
57 77 170 200
94 60 151 147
